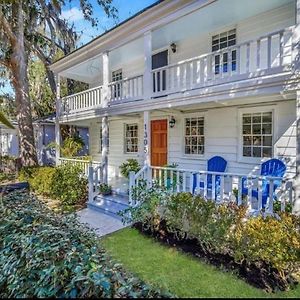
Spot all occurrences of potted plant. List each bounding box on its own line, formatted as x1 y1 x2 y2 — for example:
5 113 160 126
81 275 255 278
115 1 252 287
99 183 112 196
119 159 141 179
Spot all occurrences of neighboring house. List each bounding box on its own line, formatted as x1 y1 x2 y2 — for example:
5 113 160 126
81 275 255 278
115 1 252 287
34 114 90 165
0 116 89 166
0 122 19 157
50 0 300 209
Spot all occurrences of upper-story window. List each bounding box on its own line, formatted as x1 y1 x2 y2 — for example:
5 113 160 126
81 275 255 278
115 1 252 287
112 69 122 98
184 117 205 155
212 29 236 74
124 123 138 153
242 112 273 158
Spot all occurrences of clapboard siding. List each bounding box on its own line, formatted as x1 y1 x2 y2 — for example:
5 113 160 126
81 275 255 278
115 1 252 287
89 117 144 178
88 99 296 180
88 3 295 90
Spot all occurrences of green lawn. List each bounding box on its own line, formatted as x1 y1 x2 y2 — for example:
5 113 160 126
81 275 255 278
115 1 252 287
102 228 300 298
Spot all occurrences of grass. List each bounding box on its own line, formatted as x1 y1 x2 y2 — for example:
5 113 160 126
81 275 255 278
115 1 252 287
102 228 300 298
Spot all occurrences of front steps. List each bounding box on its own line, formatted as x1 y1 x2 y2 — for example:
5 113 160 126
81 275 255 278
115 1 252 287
87 193 129 220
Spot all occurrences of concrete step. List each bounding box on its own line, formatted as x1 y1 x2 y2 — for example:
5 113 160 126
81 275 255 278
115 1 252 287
87 194 130 220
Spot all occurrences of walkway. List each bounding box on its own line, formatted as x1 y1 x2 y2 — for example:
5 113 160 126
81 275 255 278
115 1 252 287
77 208 127 237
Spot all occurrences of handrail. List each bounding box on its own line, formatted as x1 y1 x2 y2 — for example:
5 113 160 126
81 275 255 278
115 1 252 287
150 166 284 181
151 26 295 73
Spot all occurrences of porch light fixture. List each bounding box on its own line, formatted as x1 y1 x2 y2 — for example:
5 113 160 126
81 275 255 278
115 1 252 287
170 42 177 53
169 116 176 128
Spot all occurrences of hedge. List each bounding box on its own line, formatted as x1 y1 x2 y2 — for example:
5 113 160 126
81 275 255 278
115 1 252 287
0 191 172 298
18 164 88 209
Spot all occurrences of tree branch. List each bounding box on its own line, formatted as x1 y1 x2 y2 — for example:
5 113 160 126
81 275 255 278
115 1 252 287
0 7 17 46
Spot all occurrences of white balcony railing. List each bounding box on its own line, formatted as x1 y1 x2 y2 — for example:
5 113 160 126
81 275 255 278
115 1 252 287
129 165 294 214
152 26 294 97
59 26 294 116
60 85 102 115
109 75 143 103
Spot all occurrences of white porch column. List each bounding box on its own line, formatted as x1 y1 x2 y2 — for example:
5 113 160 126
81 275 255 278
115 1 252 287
143 110 151 166
294 0 300 215
101 52 109 183
55 74 61 165
143 31 152 100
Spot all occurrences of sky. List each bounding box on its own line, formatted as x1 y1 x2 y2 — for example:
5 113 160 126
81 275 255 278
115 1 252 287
0 0 158 96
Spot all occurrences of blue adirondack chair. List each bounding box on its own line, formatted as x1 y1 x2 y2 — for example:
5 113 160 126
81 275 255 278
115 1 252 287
192 156 227 195
242 158 286 208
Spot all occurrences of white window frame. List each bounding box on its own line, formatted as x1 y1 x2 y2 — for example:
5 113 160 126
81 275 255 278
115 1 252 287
182 113 206 158
237 106 278 164
211 28 237 75
124 123 139 154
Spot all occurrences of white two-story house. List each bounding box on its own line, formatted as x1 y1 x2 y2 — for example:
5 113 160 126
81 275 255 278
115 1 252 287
50 0 300 213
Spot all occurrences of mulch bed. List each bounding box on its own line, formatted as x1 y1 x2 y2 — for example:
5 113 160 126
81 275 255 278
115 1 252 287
133 220 297 292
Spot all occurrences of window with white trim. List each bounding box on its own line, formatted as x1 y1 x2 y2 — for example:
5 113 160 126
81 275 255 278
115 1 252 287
112 69 122 98
242 112 273 158
212 29 236 74
184 117 204 155
125 123 138 153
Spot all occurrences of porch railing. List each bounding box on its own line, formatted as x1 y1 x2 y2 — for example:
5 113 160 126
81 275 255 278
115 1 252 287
58 157 102 178
59 26 294 115
129 165 294 214
152 26 294 97
109 74 143 103
60 85 102 115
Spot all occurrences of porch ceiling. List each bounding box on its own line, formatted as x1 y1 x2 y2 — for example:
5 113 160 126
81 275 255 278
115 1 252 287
152 0 294 50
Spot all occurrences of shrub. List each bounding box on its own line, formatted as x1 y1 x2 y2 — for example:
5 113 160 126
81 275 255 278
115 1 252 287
51 164 88 206
0 191 172 298
99 183 112 195
130 191 300 289
19 165 88 209
28 167 56 197
120 181 169 231
119 159 141 179
233 213 300 277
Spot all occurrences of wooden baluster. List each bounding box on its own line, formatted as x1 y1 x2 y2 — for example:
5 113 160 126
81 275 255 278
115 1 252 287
228 175 233 200
258 178 263 211
183 172 187 192
268 179 274 214
246 42 250 73
170 169 174 192
189 173 194 194
190 61 194 89
203 173 207 199
247 177 252 210
196 173 200 195
257 39 261 71
238 177 242 206
159 168 162 187
219 175 224 203
267 35 272 69
279 32 284 67
164 169 168 189
212 174 216 201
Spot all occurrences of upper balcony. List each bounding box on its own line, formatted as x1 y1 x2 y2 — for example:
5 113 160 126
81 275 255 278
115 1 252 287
54 0 297 120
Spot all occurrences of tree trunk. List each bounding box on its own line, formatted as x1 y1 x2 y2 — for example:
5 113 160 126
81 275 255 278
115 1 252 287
9 2 37 167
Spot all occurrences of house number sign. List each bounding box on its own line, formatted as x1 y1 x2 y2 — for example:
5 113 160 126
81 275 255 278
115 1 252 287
144 123 148 154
